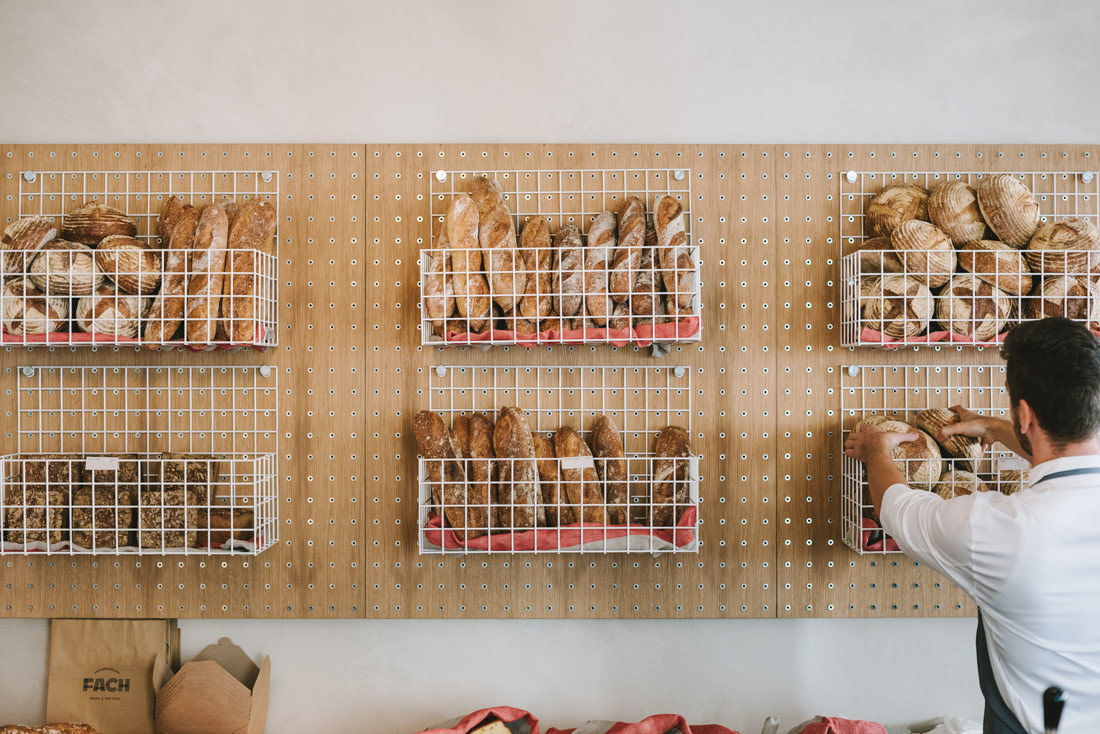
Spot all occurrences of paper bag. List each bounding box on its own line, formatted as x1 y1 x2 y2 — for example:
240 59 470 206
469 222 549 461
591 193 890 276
46 619 171 734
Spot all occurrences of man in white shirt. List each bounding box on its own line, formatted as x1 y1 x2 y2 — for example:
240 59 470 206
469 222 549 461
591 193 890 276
844 317 1100 734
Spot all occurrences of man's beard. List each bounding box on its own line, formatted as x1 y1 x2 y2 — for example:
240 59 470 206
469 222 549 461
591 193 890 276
1013 410 1034 456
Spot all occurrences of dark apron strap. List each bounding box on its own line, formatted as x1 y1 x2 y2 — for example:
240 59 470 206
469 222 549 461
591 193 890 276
978 612 1028 734
1030 466 1100 487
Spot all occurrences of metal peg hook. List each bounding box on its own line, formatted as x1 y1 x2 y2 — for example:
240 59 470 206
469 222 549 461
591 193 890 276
435 365 447 377
847 365 860 377
22 171 35 183
435 170 448 183
21 366 35 377
261 170 273 183
1083 171 1094 184
845 170 858 184
258 365 273 378
673 366 687 378
673 169 686 181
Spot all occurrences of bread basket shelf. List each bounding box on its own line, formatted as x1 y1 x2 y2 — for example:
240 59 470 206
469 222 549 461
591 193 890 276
4 169 280 350
416 365 699 554
839 364 1028 555
420 168 702 350
0 365 278 555
838 170 1100 348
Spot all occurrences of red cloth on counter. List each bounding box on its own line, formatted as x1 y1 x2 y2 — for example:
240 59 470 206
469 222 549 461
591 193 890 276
442 316 700 348
546 713 738 734
796 716 887 734
861 517 900 553
417 706 538 734
423 506 698 552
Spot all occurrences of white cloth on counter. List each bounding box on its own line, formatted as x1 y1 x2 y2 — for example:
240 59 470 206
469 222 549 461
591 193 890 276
881 454 1100 734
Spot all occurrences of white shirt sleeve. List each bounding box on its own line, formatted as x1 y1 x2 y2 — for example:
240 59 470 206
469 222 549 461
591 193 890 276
880 484 979 595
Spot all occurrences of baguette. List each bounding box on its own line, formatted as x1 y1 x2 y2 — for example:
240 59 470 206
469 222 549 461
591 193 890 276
654 195 696 309
585 212 615 325
445 194 491 333
158 196 187 242
553 224 584 320
554 426 606 524
534 434 570 526
414 411 479 540
653 425 693 528
184 204 230 344
144 205 199 345
219 199 277 343
467 412 495 534
446 415 471 515
425 217 455 337
608 299 631 331
589 415 629 524
493 407 542 530
517 218 553 322
610 196 645 302
471 176 526 311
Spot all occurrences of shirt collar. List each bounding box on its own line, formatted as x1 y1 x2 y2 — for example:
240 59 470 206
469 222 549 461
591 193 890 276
1027 454 1100 487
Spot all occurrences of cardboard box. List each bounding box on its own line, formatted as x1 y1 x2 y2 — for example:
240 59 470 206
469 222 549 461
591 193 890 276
153 637 270 734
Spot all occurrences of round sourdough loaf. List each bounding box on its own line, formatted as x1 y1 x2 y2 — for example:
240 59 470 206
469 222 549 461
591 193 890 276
928 181 986 245
866 184 929 238
75 283 148 338
61 202 137 245
28 240 103 296
1024 275 1097 322
1 277 68 335
862 273 933 338
852 418 942 488
996 469 1029 495
95 235 162 295
957 239 1032 296
913 407 984 468
890 220 957 289
845 237 904 275
1 215 56 276
933 470 990 499
934 274 1013 341
977 174 1040 248
1025 217 1100 274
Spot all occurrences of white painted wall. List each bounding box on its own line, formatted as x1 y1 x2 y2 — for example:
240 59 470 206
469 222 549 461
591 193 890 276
2 0 1095 731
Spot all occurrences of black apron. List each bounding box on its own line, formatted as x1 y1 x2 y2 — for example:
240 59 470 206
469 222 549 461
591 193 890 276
978 465 1100 733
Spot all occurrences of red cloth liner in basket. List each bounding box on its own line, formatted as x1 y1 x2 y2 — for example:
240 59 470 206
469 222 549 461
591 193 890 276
1 325 268 351
444 316 700 348
861 517 899 553
546 714 739 734
860 325 1100 349
794 716 887 734
424 506 698 552
417 706 539 734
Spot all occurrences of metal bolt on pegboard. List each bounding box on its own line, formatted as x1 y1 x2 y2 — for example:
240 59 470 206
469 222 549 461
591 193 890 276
22 171 35 183
673 169 686 181
435 170 448 182
1084 171 1095 183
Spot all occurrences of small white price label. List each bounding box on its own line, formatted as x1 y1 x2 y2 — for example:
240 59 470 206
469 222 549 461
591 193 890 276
84 456 120 472
560 456 594 470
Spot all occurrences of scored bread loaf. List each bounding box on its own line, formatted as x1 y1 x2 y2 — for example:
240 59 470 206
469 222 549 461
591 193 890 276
2 277 68 335
471 176 526 311
75 283 148 338
913 407 983 470
445 194 491 334
517 217 553 323
1025 218 1100 274
493 407 542 530
654 195 696 309
424 218 455 337
844 237 904 275
61 202 137 245
866 184 929 238
467 412 495 535
653 426 692 528
144 205 199 345
890 220 956 289
28 240 103 296
414 411 476 540
853 418 942 488
553 224 584 322
608 299 631 330
95 235 162 295
957 240 1032 296
219 199 278 343
554 426 606 524
934 274 1012 341
933 470 990 499
184 204 229 343
861 273 933 338
158 195 186 241
2 216 56 276
928 181 986 246
534 434 570 526
978 174 1040 248
585 211 615 326
589 415 629 525
610 196 646 302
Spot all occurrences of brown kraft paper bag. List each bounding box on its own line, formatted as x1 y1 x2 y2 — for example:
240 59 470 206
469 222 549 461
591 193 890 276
46 619 171 734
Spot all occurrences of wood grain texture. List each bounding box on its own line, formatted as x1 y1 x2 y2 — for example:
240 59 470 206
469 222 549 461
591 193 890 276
0 144 364 618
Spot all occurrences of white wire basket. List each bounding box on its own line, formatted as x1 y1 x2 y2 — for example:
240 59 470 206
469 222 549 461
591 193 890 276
420 169 702 349
417 365 699 554
3 170 280 350
0 365 278 555
838 170 1100 348
839 364 1029 554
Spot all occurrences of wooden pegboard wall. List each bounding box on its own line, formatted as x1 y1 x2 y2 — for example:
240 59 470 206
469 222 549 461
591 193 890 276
364 145 776 618
0 145 364 618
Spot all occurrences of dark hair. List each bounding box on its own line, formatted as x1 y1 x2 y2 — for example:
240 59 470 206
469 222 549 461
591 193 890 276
1002 317 1100 445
